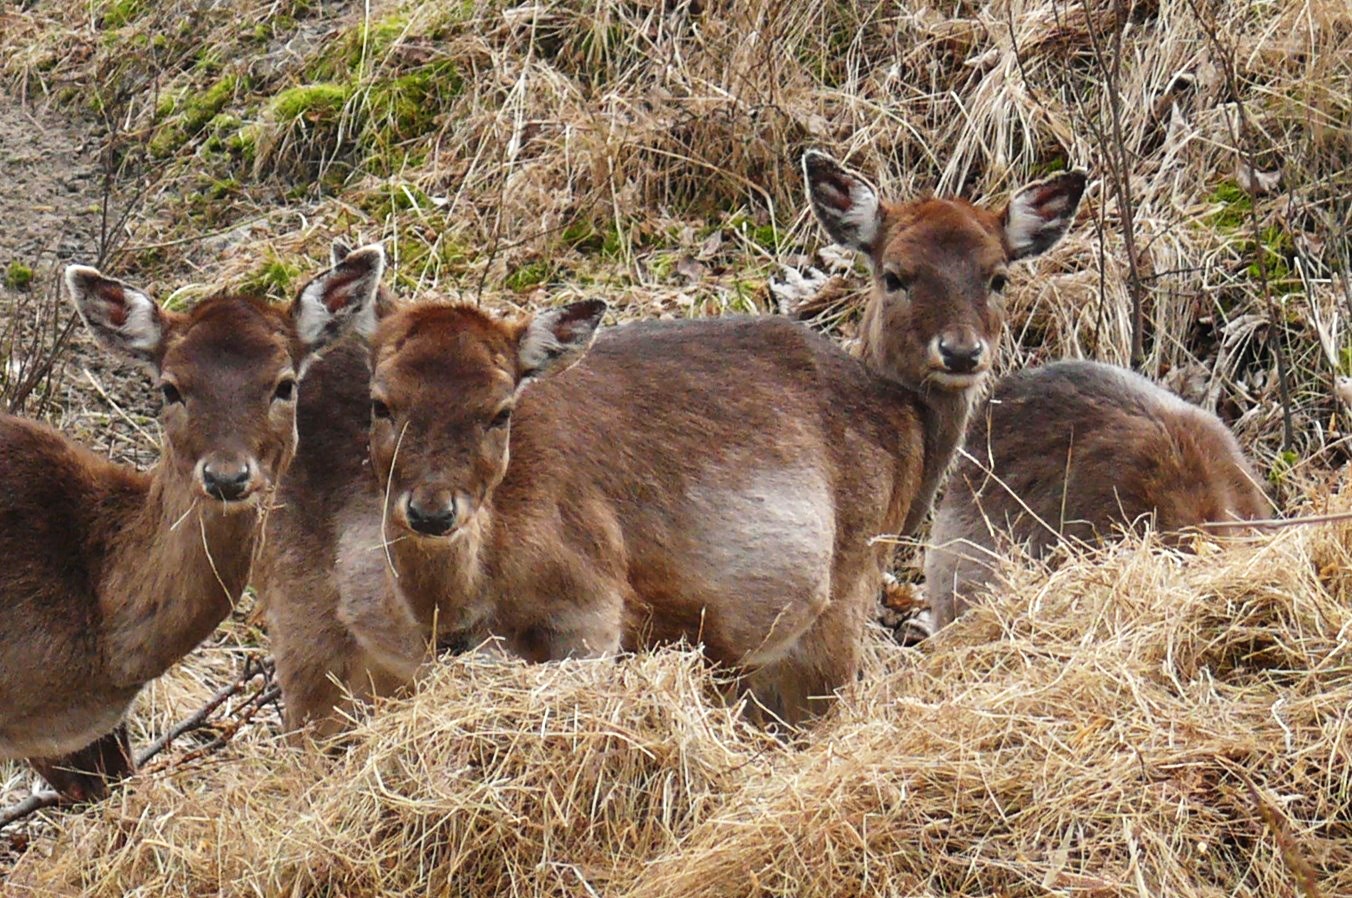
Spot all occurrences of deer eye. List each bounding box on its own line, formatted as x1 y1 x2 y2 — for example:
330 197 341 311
489 407 513 430
990 273 1009 293
371 399 393 421
273 377 297 402
161 383 183 406
882 271 909 293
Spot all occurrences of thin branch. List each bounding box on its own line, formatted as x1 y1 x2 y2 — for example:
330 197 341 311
0 793 61 831
1204 509 1352 530
1080 0 1148 369
134 661 269 768
0 658 276 833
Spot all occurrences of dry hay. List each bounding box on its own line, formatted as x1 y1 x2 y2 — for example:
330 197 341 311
634 523 1352 897
8 515 1350 896
8 647 774 896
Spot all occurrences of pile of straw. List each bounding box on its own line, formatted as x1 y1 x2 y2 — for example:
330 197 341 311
10 522 1349 896
0 0 1349 893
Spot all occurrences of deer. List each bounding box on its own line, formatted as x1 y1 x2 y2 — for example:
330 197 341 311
924 359 1272 631
0 245 383 801
301 150 1088 727
254 241 426 737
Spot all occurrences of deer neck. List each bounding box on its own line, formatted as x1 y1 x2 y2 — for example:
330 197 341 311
100 459 262 687
858 307 979 535
903 384 977 533
387 510 492 639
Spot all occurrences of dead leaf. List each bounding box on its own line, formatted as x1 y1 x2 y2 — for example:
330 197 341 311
1236 160 1281 196
696 231 723 260
674 257 707 283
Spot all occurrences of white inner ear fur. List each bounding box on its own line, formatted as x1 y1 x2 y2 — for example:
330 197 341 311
66 266 163 356
295 245 385 345
1005 188 1070 257
839 179 880 249
517 309 570 374
330 240 353 266
516 305 602 382
119 291 163 354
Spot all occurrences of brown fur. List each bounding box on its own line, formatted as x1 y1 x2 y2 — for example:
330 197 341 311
0 250 379 799
255 334 424 736
925 360 1273 630
264 155 1085 730
368 311 926 725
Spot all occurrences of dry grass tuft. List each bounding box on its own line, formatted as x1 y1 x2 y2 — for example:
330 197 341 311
634 524 1352 897
4 0 1349 485
9 650 776 896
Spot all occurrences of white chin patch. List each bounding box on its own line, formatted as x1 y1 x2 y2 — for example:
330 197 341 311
929 369 987 391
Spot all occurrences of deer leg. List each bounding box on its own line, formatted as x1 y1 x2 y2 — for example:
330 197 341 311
741 567 873 727
28 722 134 802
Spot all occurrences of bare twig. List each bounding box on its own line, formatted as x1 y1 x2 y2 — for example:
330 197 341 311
1204 509 1352 530
0 792 62 831
135 659 272 768
1079 0 1148 369
0 657 276 833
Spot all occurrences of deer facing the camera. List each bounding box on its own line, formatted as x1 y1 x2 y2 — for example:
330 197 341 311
0 247 381 800
331 152 1087 725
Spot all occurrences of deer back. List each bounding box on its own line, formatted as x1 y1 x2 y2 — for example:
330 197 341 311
926 360 1271 629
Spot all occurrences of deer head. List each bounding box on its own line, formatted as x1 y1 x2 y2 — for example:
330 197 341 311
803 150 1086 392
65 245 385 506
368 300 607 538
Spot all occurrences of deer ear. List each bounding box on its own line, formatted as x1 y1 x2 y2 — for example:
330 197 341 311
292 243 385 352
65 265 166 367
330 239 353 266
1003 171 1087 260
517 300 608 382
802 149 882 254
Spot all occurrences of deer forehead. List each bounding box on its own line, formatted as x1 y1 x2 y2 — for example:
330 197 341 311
377 304 515 352
878 199 1006 273
374 339 516 394
160 297 295 381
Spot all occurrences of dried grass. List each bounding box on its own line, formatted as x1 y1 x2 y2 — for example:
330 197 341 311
5 519 1349 896
2 0 1348 479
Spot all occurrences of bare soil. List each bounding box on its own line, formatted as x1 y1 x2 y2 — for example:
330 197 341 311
0 90 157 465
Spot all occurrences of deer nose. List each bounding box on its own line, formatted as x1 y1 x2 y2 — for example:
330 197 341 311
201 458 253 501
406 494 457 536
937 338 986 374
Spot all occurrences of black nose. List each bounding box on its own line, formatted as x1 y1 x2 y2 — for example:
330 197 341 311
202 462 252 501
938 338 984 374
406 498 456 536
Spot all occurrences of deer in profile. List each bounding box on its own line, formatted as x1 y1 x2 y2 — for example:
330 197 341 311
316 151 1087 726
925 360 1272 630
0 246 382 801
